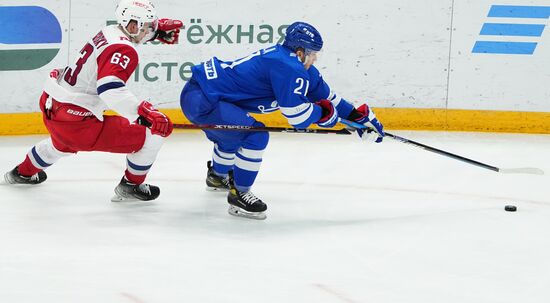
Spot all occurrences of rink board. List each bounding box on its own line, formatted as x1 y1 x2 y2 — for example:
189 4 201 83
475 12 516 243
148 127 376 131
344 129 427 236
1 0 549 134
2 108 549 136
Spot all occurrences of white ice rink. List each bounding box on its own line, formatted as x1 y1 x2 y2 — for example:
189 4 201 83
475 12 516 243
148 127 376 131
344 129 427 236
1 130 549 303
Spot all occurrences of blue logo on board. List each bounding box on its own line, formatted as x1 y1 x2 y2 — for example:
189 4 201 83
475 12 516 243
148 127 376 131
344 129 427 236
0 6 62 70
472 5 550 55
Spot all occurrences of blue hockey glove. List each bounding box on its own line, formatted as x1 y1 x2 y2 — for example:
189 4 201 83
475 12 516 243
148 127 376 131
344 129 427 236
315 100 338 128
348 104 385 143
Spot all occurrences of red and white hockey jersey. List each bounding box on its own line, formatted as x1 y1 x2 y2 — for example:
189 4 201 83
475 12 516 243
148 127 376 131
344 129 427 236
44 25 141 121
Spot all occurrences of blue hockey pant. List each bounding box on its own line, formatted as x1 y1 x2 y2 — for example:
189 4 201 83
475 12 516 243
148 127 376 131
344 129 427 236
180 79 269 192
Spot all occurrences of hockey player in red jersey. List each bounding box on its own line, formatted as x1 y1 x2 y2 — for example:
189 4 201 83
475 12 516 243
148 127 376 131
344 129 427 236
4 0 183 202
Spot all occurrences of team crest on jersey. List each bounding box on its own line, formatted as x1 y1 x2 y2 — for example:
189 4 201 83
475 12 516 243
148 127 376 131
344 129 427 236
257 101 279 113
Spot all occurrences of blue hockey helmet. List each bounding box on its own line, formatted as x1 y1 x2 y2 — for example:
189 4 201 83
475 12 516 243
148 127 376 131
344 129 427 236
282 22 323 53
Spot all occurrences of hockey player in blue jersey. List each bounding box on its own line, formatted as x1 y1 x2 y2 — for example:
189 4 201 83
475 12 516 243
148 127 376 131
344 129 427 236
180 21 385 220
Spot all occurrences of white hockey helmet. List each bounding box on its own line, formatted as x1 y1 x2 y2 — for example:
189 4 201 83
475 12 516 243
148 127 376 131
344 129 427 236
115 0 158 42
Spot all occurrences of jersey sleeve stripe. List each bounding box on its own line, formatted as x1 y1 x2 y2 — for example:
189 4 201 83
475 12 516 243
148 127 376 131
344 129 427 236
282 103 314 126
97 82 125 95
328 91 342 106
97 75 124 86
279 103 311 116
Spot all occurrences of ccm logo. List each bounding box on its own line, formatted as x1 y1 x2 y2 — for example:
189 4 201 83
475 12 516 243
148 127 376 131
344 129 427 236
132 2 150 9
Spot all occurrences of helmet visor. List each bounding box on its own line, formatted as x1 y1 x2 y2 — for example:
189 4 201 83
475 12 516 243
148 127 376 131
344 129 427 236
304 49 321 65
142 18 159 42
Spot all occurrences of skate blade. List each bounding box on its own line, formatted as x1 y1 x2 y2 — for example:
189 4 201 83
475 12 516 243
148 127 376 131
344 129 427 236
2 174 11 185
228 205 266 220
205 186 230 192
3 172 19 185
110 195 140 202
2 176 31 185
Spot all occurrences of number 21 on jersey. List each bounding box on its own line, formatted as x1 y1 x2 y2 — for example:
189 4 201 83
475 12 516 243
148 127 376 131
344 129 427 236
293 78 309 96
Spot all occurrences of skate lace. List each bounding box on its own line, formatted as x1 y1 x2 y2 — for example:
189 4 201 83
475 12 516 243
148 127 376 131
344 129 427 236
138 184 151 195
29 174 39 182
222 178 230 187
241 191 260 204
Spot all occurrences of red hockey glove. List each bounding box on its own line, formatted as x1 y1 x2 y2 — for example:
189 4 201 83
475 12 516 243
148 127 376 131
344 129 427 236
155 18 183 44
315 99 338 128
137 101 173 137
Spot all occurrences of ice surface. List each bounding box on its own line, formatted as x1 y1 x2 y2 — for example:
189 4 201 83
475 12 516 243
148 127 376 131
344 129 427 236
1 131 549 303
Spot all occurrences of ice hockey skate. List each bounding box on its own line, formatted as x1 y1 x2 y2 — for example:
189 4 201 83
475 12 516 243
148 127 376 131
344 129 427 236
111 177 160 202
227 171 267 220
205 160 230 192
4 166 47 185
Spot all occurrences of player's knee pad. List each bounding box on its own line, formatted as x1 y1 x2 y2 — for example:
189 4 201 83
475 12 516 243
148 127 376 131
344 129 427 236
127 129 164 172
242 130 269 151
235 132 267 172
233 144 266 190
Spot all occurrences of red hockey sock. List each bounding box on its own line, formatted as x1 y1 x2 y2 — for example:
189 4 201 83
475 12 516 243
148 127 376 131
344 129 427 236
17 155 42 177
124 170 146 185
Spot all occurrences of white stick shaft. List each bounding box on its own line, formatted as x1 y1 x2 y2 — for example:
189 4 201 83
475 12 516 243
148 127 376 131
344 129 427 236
499 167 545 175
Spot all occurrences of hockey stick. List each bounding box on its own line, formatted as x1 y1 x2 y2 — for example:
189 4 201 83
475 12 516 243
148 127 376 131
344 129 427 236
339 119 544 175
173 123 353 135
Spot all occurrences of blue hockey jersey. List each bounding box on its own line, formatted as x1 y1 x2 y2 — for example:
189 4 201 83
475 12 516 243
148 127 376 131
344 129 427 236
191 44 354 128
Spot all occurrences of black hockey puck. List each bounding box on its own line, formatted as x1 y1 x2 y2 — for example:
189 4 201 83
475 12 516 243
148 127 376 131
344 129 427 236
504 205 517 212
